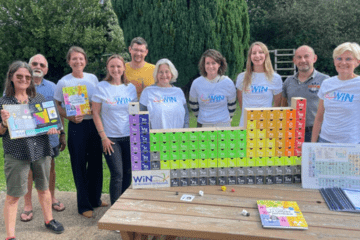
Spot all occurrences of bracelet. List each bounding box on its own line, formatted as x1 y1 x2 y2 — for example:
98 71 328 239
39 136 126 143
1 121 8 129
98 130 104 134
101 137 107 141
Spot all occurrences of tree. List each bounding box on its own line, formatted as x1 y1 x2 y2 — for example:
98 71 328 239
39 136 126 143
247 0 360 76
112 0 250 88
0 0 127 91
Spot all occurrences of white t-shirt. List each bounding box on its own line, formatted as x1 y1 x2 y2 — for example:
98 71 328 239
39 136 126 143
189 76 236 124
140 85 187 129
54 73 99 120
92 81 137 138
236 72 283 126
318 76 360 143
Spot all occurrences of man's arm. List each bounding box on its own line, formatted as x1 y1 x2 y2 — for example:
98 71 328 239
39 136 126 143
281 97 288 107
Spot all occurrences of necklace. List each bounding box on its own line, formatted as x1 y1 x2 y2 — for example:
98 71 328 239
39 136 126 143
15 96 29 104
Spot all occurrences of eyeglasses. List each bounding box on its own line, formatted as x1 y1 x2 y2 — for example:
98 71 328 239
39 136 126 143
15 74 31 81
131 48 147 53
31 62 47 68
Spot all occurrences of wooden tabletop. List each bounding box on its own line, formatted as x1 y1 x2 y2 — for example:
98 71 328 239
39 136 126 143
98 184 360 240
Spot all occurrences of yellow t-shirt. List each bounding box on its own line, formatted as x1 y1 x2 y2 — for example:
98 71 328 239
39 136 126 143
125 62 155 99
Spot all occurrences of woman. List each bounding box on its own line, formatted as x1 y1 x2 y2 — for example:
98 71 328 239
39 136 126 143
189 49 236 127
312 42 360 143
92 54 137 205
140 58 189 129
1 61 64 240
54 46 107 218
236 42 282 127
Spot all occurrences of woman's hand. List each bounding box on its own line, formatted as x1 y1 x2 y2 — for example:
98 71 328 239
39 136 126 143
69 115 84 124
47 128 60 135
102 137 115 155
1 109 10 123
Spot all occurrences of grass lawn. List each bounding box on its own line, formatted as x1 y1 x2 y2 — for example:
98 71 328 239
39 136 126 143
0 105 242 193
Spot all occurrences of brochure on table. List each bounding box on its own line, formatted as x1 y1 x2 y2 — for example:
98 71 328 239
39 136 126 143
302 143 360 189
62 85 91 116
4 100 63 139
320 187 360 213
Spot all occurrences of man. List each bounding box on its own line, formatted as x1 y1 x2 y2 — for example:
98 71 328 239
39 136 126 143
281 45 329 142
125 37 155 99
20 54 66 222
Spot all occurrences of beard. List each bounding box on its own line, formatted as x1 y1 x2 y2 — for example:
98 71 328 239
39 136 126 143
33 70 44 78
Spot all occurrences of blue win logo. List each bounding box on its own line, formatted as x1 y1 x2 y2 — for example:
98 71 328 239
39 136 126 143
133 176 153 183
251 86 268 93
325 91 354 102
115 97 131 105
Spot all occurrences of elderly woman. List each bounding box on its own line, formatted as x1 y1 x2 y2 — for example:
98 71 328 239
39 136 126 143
236 42 282 127
140 58 189 129
312 42 360 143
54 46 107 218
189 49 236 127
92 54 137 205
0 61 64 239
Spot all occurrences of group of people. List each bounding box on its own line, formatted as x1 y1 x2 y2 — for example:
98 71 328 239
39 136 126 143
1 36 360 240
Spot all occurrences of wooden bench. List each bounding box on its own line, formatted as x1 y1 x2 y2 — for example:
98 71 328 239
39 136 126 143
98 184 360 239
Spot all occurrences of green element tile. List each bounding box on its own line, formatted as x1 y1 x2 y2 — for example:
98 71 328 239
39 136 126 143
179 150 188 160
160 133 169 142
274 156 284 166
198 149 208 159
256 157 266 166
247 157 256 167
150 133 159 142
218 158 227 168
179 141 188 151
208 140 217 149
150 141 160 152
239 139 247 149
198 159 208 168
178 132 189 141
237 148 247 158
228 148 237 158
188 131 199 141
169 141 179 151
189 140 198 150
168 132 178 142
294 156 302 165
239 130 247 140
284 156 294 166
266 157 275 166
170 160 180 169
188 159 199 168
218 140 227 149
207 158 218 168
208 131 218 141
188 150 198 159
237 157 247 167
208 149 218 158
218 148 227 158
179 159 190 169
170 150 179 160
198 131 208 141
218 130 226 140
228 140 238 149
160 160 170 170
228 158 237 167
160 151 170 160
226 130 238 140
198 140 208 150
159 141 169 152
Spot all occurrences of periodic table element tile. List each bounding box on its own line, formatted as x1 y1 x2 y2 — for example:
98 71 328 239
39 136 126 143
296 118 306 129
257 119 267 129
228 158 237 168
150 151 160 161
128 102 139 114
160 160 170 170
170 169 180 178
247 157 256 167
247 129 257 139
188 130 199 141
170 160 180 169
189 168 200 178
286 128 296 139
237 167 246 176
266 157 275 166
247 120 257 130
170 178 180 187
139 112 149 124
266 147 276 158
179 149 189 160
291 97 307 110
199 168 208 177
265 175 275 184
129 114 139 124
286 109 297 119
236 176 247 184
198 159 208 168
199 177 208 186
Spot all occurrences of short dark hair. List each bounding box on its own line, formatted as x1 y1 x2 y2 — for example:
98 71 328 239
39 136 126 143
130 37 148 49
66 46 88 64
103 54 128 85
4 61 36 98
198 49 227 77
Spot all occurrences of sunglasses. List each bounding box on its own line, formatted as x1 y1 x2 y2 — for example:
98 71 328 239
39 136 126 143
31 62 47 68
15 74 31 81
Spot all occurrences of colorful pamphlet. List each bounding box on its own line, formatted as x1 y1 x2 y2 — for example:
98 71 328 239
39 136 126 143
320 187 360 213
4 100 63 139
257 200 308 229
62 85 91 116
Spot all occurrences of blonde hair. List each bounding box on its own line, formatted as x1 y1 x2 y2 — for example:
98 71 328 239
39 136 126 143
333 42 360 60
243 42 274 92
103 54 128 85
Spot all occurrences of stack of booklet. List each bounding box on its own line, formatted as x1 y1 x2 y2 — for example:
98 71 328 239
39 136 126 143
320 188 360 213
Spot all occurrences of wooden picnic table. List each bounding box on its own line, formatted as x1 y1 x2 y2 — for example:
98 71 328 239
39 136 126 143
98 184 360 239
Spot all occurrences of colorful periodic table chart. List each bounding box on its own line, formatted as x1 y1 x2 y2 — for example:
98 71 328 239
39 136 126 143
302 143 360 189
62 85 91 116
4 100 63 139
129 97 307 188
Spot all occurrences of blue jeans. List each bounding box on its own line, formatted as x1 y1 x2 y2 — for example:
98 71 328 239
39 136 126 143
104 136 131 205
304 130 312 142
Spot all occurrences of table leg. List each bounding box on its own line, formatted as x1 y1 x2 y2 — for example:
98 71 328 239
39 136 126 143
164 236 177 240
121 231 134 240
